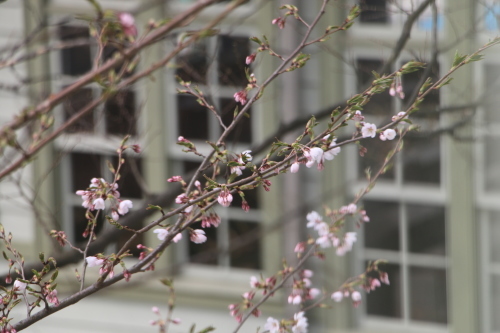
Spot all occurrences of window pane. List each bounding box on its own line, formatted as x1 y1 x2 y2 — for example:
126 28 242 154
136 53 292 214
105 90 136 136
402 61 440 119
71 153 101 192
359 137 396 180
220 98 252 144
409 267 447 323
367 263 401 317
359 0 388 24
363 201 399 250
63 88 94 133
189 222 218 265
112 157 142 199
116 229 144 257
229 220 261 269
408 204 445 255
218 36 249 86
357 59 393 119
403 133 440 184
176 41 208 84
73 206 104 244
484 64 500 123
177 95 209 140
59 25 91 76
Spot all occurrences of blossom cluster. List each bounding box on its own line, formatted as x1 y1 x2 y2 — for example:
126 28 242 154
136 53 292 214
264 312 308 333
305 211 358 256
75 178 133 222
287 269 321 305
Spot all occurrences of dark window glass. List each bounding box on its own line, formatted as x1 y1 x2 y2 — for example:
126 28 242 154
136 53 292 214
105 90 136 136
231 170 259 209
189 222 218 265
367 263 401 317
176 42 209 84
359 0 388 24
116 229 144 257
218 36 249 86
71 153 101 192
229 220 261 269
402 61 440 118
221 98 252 144
359 137 396 180
177 95 209 140
408 204 445 255
73 206 104 244
59 25 92 76
409 267 447 323
63 88 94 133
363 201 399 250
112 156 143 199
357 59 393 118
403 134 440 184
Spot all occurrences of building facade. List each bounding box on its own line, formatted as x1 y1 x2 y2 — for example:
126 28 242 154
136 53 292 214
0 0 499 332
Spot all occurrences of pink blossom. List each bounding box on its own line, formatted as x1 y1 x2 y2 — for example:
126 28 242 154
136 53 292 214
351 291 362 302
264 317 280 333
190 229 207 244
217 189 233 207
234 90 248 105
173 233 182 243
361 122 377 138
292 312 308 333
111 210 119 221
324 140 341 160
153 229 169 241
117 12 137 37
13 280 27 292
272 17 285 29
353 110 364 121
167 176 183 182
304 147 324 169
175 193 188 204
246 53 256 65
380 128 397 141
47 289 59 305
288 294 302 305
294 242 305 253
152 306 160 314
380 272 390 285
308 288 321 299
86 256 104 267
118 200 133 215
290 162 300 173
93 198 105 210
306 211 322 228
392 111 407 121
250 276 259 288
171 318 181 324
331 291 343 302
302 269 313 278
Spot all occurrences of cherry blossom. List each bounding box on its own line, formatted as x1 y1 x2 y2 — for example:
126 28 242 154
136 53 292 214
86 256 104 268
379 128 397 141
361 122 377 138
190 229 207 244
306 211 323 229
264 317 280 333
272 17 285 29
218 188 233 207
246 53 256 65
292 312 308 333
117 12 138 37
250 276 259 288
331 291 343 302
290 162 300 173
234 90 248 105
118 200 133 215
153 229 169 241
351 291 362 302
93 198 105 210
13 280 27 292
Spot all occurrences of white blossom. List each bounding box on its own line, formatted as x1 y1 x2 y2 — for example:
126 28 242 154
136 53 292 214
264 317 280 333
361 122 377 138
86 256 104 267
14 280 27 291
380 128 397 141
118 200 133 215
154 229 169 241
331 291 343 302
190 229 207 244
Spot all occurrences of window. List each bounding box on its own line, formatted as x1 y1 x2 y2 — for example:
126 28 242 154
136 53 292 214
55 23 142 254
350 55 447 328
169 32 262 270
